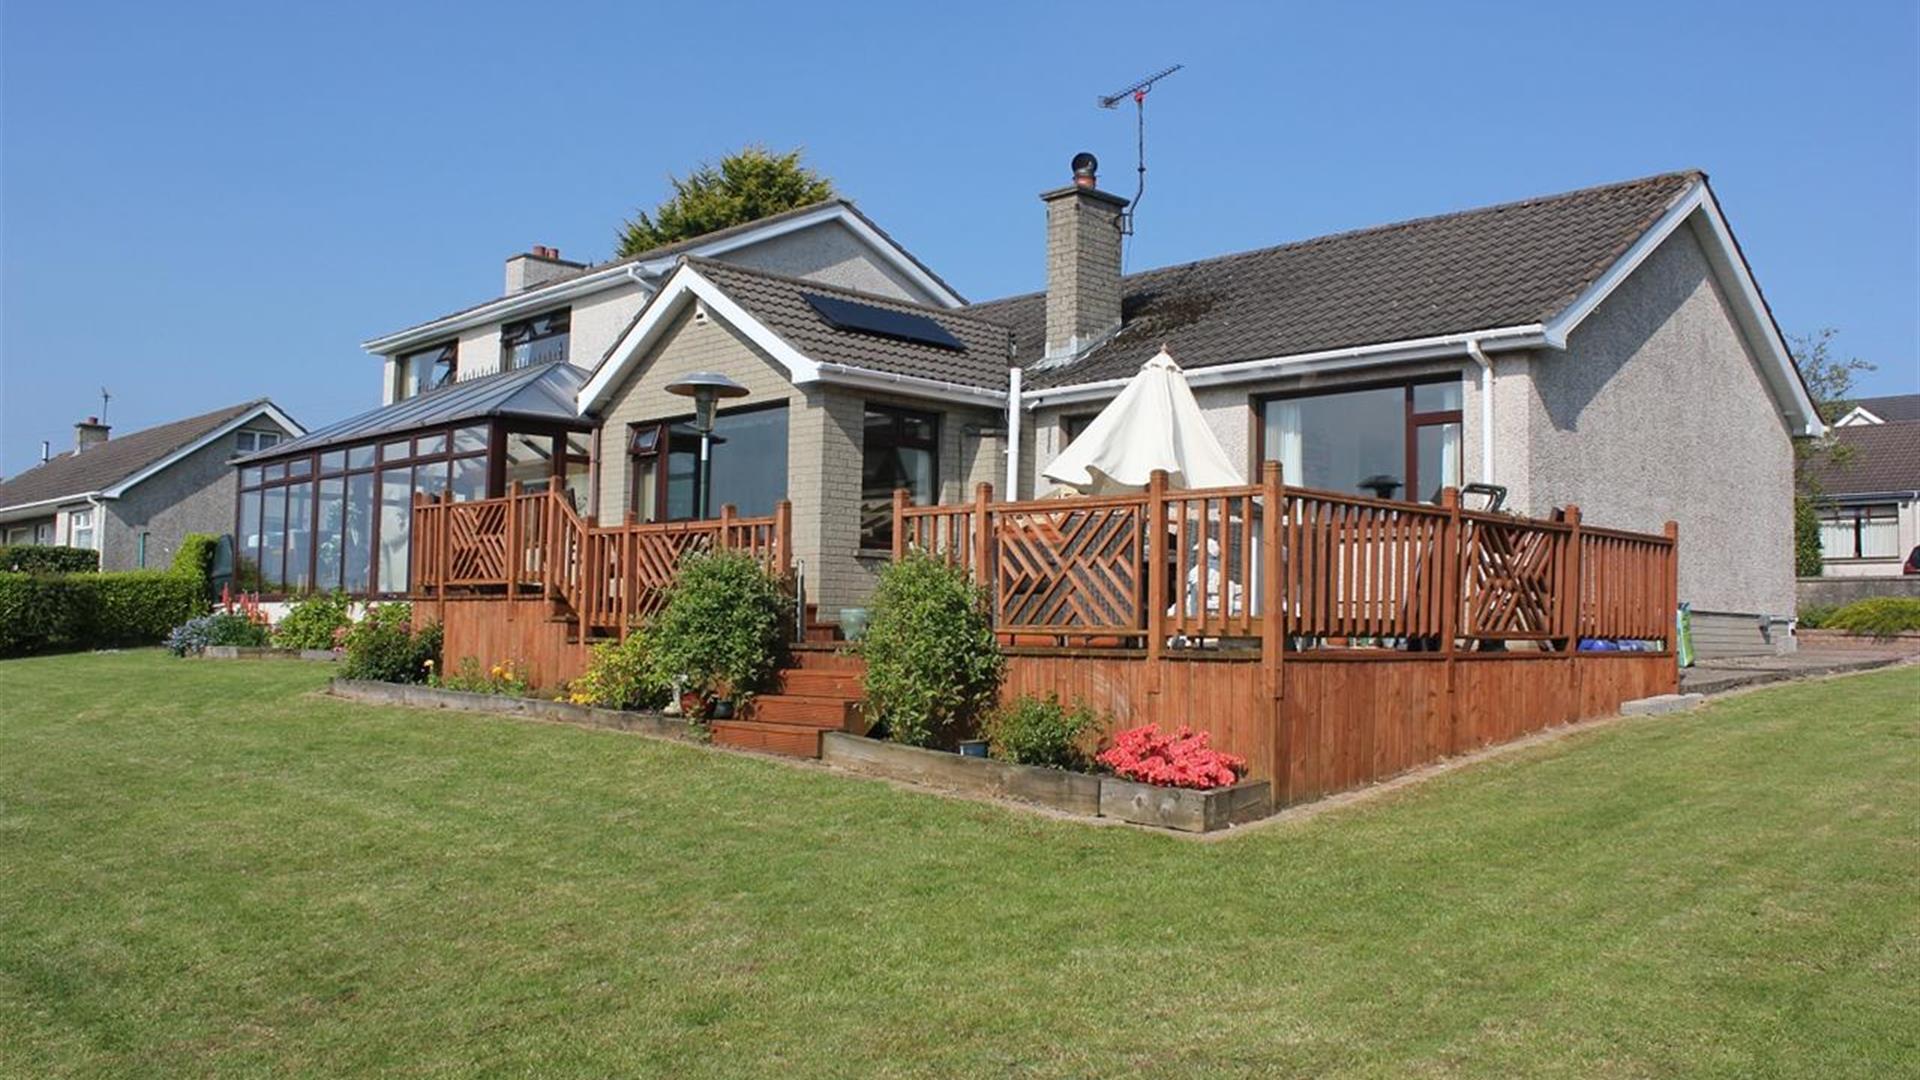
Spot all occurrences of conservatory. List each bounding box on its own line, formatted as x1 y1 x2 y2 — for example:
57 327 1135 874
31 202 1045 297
231 362 591 598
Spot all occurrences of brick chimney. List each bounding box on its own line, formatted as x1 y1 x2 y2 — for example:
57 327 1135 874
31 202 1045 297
74 416 110 453
1041 152 1129 361
504 244 584 293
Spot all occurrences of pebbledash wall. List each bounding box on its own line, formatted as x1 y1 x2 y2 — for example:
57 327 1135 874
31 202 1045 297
1026 220 1796 623
588 305 1002 615
97 420 298 571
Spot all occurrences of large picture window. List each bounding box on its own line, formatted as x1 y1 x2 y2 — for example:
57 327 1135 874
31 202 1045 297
862 405 938 550
1260 379 1462 503
500 309 569 370
1818 504 1899 560
628 404 789 522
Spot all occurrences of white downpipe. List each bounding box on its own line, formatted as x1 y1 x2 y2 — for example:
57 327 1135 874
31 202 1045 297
1466 338 1495 486
1004 366 1023 498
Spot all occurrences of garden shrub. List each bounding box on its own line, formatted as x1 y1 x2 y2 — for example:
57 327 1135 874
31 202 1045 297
568 634 669 710
1819 597 1920 639
860 550 1003 748
986 693 1099 770
273 592 353 650
0 567 208 657
644 550 789 705
0 545 97 574
434 657 531 696
1796 604 1836 630
172 532 219 593
340 602 442 683
1098 724 1248 790
165 612 271 656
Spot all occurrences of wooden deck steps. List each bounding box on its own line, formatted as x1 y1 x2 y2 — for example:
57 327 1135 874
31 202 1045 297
710 649 868 758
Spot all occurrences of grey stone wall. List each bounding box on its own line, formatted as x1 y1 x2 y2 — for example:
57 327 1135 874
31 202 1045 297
1517 221 1797 617
102 419 298 571
1042 187 1126 358
1797 575 1920 611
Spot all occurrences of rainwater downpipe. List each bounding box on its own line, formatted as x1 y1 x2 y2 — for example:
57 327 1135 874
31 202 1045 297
1465 338 1495 486
1004 366 1023 497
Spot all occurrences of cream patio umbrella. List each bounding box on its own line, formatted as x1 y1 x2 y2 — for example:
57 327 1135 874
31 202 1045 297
1041 348 1253 626
1042 347 1244 494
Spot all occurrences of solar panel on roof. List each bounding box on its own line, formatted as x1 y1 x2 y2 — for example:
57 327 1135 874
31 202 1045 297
802 292 965 351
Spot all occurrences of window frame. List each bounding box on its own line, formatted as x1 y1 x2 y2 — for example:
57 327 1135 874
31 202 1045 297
396 340 458 401
625 401 789 523
1252 374 1464 503
67 508 95 550
860 403 941 551
1816 503 1901 560
499 308 571 370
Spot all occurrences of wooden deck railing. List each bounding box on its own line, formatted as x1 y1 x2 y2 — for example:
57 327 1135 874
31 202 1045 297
893 463 1677 683
411 484 791 637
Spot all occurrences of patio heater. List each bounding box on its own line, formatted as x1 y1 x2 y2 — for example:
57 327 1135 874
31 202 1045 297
664 371 749 520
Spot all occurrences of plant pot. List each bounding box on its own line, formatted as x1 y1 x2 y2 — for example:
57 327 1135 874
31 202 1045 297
678 691 707 719
957 738 989 758
838 607 870 641
709 699 736 720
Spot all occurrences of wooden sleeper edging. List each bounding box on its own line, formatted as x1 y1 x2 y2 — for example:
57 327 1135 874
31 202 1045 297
203 646 340 661
326 679 694 740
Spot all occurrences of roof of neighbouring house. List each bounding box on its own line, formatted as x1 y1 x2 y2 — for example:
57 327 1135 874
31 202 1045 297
971 171 1710 389
1836 393 1920 425
0 400 289 512
366 199 966 350
243 362 588 462
1803 420 1920 496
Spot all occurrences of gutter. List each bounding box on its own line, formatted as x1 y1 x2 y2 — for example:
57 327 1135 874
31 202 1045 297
810 363 1008 407
361 262 665 355
1021 323 1551 409
1465 338 1496 486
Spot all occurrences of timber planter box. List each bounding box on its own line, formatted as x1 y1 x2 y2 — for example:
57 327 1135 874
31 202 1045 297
820 732 1274 831
820 732 1102 816
1097 776 1273 833
327 679 693 740
203 646 339 661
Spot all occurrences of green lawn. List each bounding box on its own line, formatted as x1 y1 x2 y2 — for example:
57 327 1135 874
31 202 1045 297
2 652 1914 1078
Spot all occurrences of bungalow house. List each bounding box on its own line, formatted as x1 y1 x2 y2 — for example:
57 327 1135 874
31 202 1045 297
575 165 1819 649
245 162 1819 653
0 400 302 571
1805 393 1920 577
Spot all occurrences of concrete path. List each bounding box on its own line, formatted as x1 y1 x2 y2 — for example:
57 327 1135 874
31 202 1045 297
1681 641 1919 695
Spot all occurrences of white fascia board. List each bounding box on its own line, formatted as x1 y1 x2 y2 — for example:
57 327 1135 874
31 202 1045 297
0 492 103 520
812 363 1006 407
1831 406 1883 427
1542 183 1706 350
361 263 653 356
577 266 820 414
104 403 308 498
1021 325 1546 409
364 204 960 356
1541 179 1824 438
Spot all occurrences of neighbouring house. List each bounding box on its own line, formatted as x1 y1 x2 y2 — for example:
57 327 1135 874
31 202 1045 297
231 200 964 597
241 163 1819 653
1804 393 1920 578
0 401 302 571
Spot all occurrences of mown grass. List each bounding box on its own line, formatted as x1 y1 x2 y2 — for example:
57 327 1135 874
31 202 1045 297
2 650 1914 1077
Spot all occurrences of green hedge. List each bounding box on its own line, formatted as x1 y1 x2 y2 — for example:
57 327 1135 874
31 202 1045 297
0 545 98 574
0 533 217 657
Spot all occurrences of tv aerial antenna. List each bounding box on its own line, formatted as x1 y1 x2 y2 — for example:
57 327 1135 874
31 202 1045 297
100 387 111 424
1098 63 1182 237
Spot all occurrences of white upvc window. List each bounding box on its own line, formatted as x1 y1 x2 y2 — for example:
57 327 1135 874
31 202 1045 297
237 430 282 454
1818 504 1899 559
69 508 96 550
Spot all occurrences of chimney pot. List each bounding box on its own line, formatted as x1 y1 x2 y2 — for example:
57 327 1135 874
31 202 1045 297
504 244 576 293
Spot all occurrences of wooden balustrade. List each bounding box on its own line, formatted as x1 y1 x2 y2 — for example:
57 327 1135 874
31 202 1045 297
889 469 1677 659
412 489 792 638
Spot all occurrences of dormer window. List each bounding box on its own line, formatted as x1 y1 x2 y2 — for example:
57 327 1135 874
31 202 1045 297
399 341 457 400
501 308 570 369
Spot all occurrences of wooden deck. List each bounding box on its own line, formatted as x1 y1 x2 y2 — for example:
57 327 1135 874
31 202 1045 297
412 466 1680 799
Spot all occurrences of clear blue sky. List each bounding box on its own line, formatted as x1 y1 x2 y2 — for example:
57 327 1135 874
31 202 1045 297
3 0 1914 474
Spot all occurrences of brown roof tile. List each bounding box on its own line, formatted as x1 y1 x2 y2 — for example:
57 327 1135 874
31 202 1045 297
1803 421 1920 496
0 400 274 511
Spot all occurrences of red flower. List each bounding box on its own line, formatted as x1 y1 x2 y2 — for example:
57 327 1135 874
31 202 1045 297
1097 723 1246 790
